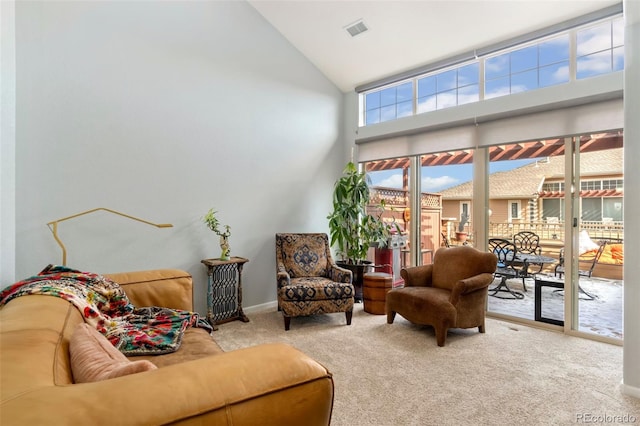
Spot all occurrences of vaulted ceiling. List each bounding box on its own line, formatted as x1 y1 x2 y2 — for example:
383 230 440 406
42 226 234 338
248 0 620 93
248 1 624 171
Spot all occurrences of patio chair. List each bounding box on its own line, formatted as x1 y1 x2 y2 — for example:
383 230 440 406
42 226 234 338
554 243 606 279
513 231 543 291
554 239 608 301
488 238 525 299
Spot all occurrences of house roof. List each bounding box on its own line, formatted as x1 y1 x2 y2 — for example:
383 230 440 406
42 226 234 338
439 147 623 200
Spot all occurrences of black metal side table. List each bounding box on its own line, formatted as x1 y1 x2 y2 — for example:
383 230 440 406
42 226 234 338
534 275 564 326
201 257 249 326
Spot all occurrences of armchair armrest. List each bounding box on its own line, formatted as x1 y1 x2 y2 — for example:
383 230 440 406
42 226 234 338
327 262 352 283
449 273 495 305
276 262 291 288
400 264 434 287
2 343 334 426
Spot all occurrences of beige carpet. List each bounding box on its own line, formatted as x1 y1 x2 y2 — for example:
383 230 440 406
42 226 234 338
213 304 639 426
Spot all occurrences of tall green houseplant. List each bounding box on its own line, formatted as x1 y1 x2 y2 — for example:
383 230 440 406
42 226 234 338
327 162 395 264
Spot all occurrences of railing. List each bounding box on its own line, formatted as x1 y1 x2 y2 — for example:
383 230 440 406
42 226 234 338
370 187 407 206
369 187 624 243
488 221 623 243
370 187 442 209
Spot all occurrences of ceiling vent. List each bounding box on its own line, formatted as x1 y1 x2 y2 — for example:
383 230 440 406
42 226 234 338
345 20 368 37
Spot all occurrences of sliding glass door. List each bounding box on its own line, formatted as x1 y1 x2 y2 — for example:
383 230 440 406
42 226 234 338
484 132 623 342
572 133 624 340
364 130 623 343
486 139 565 321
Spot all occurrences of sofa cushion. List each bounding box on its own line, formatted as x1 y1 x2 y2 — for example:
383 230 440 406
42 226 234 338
279 277 354 302
69 323 157 383
128 327 224 368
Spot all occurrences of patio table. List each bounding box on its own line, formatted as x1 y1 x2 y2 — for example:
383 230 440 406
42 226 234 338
513 253 557 291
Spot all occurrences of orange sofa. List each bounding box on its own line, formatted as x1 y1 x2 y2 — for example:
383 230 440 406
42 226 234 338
1 269 334 425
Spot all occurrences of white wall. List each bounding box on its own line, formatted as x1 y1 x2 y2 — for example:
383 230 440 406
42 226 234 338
1 0 16 286
5 1 346 316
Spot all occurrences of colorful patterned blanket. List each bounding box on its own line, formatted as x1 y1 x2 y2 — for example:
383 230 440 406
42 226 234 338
0 265 212 355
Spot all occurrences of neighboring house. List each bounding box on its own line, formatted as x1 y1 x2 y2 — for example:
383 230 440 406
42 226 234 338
440 147 623 225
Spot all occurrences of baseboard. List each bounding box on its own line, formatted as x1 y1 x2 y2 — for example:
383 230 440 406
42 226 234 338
620 381 640 399
244 300 278 314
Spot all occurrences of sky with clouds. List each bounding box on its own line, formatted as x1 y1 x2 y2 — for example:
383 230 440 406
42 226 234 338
369 159 536 193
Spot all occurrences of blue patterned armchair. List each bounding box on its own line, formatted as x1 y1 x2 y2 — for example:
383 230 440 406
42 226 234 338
275 233 354 330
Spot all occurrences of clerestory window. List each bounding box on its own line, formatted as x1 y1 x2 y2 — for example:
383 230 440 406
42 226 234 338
577 17 624 79
360 14 623 127
485 34 569 100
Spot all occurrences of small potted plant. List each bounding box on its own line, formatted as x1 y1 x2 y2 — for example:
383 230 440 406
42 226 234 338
203 208 231 260
455 213 469 243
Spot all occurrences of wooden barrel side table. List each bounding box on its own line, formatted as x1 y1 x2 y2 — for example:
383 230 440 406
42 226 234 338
363 272 393 315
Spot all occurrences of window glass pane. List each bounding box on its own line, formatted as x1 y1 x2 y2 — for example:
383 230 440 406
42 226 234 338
511 45 538 73
485 53 509 79
582 180 602 190
603 197 623 221
458 62 479 85
397 82 413 102
540 62 569 87
577 21 611 56
380 105 396 122
436 89 457 109
602 179 623 189
365 108 380 125
417 95 436 114
485 77 510 99
613 46 624 71
437 70 457 92
577 50 611 79
417 76 436 96
397 100 413 118
380 87 396 107
359 15 623 128
366 92 380 111
539 35 569 66
458 84 479 105
511 69 538 93
581 197 601 221
542 199 561 219
613 17 624 47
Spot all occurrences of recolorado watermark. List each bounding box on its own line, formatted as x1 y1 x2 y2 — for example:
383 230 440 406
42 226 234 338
576 413 637 423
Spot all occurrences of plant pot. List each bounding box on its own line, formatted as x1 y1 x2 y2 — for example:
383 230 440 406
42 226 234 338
219 236 231 261
337 261 374 303
455 232 468 243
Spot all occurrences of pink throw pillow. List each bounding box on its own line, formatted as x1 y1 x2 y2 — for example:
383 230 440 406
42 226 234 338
69 323 157 383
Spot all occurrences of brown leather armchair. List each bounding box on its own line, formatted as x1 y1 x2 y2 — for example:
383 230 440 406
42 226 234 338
386 245 498 347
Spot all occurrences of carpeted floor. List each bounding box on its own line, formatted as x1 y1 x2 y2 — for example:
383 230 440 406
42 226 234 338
213 303 639 426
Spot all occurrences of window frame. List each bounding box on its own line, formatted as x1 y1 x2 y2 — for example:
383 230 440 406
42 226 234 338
359 13 623 127
508 200 522 221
